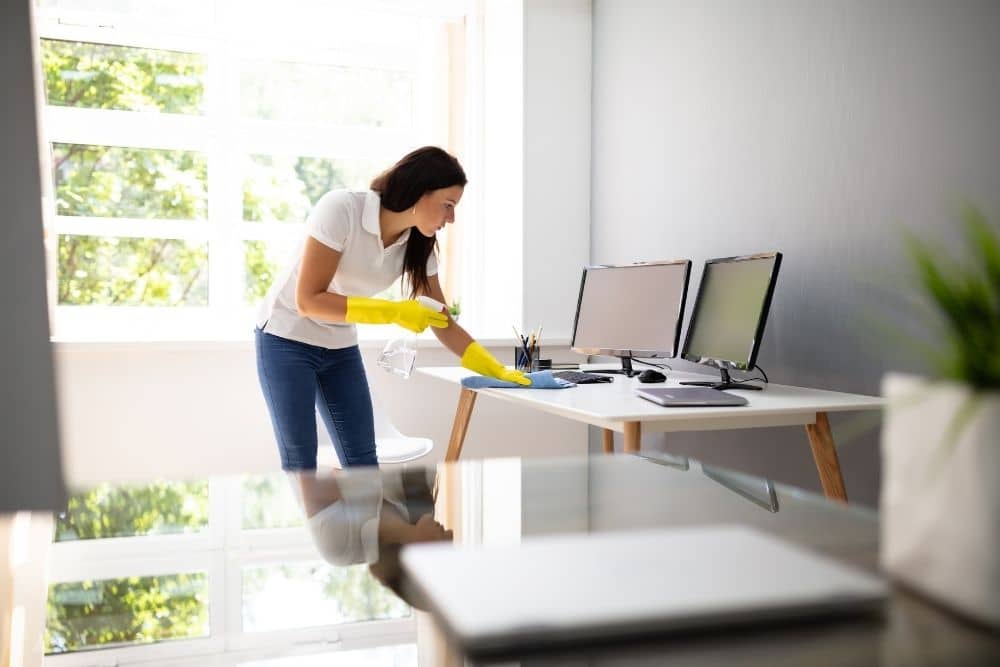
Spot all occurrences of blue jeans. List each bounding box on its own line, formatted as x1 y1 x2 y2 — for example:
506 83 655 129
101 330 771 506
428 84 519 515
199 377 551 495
255 328 378 470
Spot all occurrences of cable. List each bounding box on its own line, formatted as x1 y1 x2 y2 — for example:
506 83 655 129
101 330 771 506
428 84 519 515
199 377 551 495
629 356 673 372
732 364 770 385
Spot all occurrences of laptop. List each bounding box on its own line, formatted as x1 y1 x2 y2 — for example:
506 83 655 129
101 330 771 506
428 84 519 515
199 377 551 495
400 526 887 655
635 386 749 407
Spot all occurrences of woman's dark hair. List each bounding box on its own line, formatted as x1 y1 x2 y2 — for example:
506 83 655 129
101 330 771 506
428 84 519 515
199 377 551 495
370 146 467 298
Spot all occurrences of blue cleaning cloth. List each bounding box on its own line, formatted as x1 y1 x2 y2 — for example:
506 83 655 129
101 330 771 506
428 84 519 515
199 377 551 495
461 370 575 390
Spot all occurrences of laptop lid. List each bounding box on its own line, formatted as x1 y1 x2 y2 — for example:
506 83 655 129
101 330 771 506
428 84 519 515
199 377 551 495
635 387 749 407
400 526 887 655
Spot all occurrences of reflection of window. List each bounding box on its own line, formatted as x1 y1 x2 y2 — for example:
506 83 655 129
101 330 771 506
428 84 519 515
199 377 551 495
242 562 409 632
241 474 303 530
37 3 463 338
55 481 209 541
46 573 209 653
46 474 414 661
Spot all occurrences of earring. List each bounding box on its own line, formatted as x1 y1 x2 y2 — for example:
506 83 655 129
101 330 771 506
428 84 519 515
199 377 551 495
411 206 416 216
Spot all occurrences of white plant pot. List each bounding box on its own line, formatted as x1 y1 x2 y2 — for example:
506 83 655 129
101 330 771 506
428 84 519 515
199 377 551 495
880 372 1000 628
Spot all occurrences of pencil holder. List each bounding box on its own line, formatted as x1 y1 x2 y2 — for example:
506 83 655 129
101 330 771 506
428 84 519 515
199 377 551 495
514 346 541 372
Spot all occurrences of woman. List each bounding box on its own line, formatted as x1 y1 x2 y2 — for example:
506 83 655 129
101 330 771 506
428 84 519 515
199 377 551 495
255 146 529 471
292 464 447 609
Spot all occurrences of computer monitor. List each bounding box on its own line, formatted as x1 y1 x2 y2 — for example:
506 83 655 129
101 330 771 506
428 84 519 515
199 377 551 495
571 260 692 377
679 252 782 391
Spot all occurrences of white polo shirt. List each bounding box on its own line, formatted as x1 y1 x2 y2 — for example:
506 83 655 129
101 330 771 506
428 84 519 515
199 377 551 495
301 467 437 566
257 189 438 349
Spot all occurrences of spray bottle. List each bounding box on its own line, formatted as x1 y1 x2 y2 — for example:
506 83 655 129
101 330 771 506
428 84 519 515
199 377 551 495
376 295 446 379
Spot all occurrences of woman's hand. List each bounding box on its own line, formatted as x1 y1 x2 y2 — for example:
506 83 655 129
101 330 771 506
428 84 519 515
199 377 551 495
345 297 449 333
409 514 453 543
460 341 532 385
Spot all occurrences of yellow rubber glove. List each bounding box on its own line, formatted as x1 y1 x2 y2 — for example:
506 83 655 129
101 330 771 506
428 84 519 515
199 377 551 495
461 342 532 386
345 297 449 333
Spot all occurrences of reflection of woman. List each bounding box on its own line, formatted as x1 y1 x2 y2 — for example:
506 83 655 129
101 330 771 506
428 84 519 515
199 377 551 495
295 467 449 607
255 147 529 471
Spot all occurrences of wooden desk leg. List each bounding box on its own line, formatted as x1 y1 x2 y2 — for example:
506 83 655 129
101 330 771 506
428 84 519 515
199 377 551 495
602 428 615 454
445 388 477 463
623 422 641 454
805 412 848 502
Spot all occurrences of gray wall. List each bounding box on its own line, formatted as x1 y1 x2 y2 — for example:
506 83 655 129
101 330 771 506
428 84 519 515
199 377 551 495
1 0 66 511
591 0 1000 505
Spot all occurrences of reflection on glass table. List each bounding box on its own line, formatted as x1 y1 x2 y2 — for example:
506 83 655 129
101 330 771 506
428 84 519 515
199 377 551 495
392 455 997 665
43 471 419 661
44 456 1000 665
702 464 780 513
291 465 451 610
638 450 690 471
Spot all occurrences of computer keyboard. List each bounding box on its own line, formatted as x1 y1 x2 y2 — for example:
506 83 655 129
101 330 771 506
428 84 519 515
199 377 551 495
552 370 613 384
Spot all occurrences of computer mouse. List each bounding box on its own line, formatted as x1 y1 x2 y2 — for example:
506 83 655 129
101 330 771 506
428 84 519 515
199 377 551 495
637 369 667 383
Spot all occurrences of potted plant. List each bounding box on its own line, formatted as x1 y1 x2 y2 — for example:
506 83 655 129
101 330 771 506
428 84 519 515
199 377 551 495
880 205 1000 628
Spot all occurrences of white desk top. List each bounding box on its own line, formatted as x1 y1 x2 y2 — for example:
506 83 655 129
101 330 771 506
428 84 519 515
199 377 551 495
416 366 884 433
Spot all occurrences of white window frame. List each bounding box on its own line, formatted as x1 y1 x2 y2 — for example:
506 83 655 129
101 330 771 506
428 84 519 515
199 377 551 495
37 0 471 342
45 476 414 667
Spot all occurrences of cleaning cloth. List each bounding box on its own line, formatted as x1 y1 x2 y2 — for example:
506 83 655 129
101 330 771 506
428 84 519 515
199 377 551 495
460 370 574 390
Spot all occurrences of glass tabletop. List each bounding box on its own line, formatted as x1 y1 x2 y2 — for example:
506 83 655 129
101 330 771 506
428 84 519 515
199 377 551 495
291 453 877 569
46 455 1000 666
285 454 998 665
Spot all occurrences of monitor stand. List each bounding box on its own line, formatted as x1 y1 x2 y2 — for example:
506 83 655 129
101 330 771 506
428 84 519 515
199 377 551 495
588 356 641 378
680 367 762 391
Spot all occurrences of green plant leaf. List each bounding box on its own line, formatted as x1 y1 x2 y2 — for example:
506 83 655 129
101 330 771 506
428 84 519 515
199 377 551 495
903 207 1000 390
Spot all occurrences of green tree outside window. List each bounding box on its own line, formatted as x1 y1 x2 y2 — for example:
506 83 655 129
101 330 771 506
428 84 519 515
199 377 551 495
46 573 209 654
54 481 209 541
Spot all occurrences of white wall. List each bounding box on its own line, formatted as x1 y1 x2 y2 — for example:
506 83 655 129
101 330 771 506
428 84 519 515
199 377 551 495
523 0 592 339
591 0 1000 504
465 0 524 334
55 341 586 487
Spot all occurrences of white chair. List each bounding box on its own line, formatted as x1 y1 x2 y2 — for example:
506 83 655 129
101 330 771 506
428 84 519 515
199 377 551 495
316 383 432 467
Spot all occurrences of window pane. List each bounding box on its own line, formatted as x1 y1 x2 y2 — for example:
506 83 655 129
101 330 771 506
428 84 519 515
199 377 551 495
240 61 413 127
53 143 208 220
243 155 382 223
42 39 206 114
242 562 409 632
241 474 303 530
244 239 297 305
58 235 209 306
46 573 209 654
54 481 209 541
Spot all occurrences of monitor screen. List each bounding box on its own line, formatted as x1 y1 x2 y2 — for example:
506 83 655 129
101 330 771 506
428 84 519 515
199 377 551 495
571 260 691 358
681 253 782 371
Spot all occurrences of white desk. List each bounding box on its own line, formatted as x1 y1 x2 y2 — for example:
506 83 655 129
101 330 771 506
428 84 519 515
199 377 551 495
417 367 884 502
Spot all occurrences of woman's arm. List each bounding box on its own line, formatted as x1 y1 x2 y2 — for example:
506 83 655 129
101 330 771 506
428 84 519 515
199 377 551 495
422 274 474 356
297 471 342 518
296 238 447 332
422 274 530 384
295 237 348 322
378 503 451 545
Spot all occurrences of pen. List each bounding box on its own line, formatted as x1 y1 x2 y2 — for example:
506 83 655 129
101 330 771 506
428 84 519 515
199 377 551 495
513 325 531 368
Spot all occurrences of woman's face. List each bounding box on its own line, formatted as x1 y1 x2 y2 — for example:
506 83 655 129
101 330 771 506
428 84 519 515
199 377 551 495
413 185 464 238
